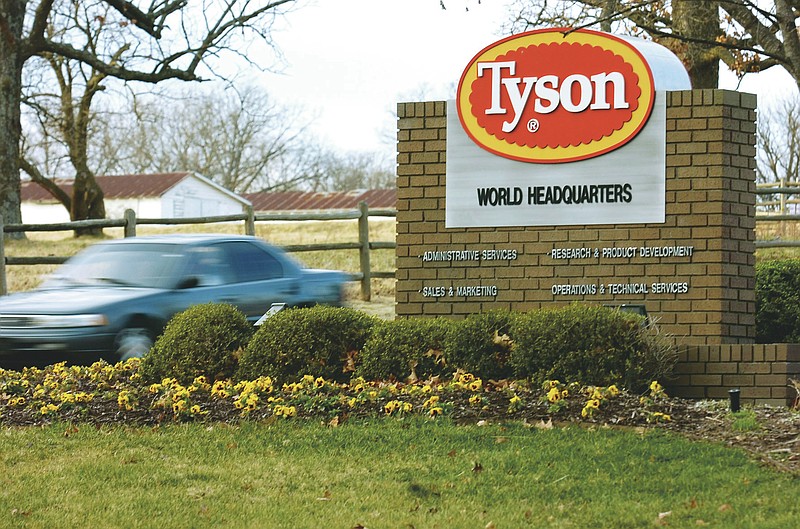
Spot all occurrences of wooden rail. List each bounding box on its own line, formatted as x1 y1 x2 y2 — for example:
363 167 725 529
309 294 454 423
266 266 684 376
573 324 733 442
0 202 396 300
756 181 800 249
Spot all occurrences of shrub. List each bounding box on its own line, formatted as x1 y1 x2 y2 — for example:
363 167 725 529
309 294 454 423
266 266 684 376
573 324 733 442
510 304 672 390
237 306 378 383
358 318 455 382
139 303 252 384
755 259 800 343
445 310 516 380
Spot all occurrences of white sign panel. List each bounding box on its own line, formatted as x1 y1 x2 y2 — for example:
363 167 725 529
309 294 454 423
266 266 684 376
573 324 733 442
445 93 666 228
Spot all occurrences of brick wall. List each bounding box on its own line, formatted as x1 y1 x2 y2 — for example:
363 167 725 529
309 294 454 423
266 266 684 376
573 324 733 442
669 344 800 406
396 91 756 343
396 91 800 404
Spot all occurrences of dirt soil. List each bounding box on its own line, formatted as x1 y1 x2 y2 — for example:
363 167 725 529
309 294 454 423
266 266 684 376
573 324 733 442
659 398 800 475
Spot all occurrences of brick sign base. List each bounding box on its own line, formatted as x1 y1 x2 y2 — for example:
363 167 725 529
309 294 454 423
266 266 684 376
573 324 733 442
396 90 798 405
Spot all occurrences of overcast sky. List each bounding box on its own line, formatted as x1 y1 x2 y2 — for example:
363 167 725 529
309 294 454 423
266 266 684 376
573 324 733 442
258 0 795 156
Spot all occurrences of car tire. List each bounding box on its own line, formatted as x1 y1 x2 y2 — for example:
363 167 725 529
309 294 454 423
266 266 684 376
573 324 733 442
115 328 154 361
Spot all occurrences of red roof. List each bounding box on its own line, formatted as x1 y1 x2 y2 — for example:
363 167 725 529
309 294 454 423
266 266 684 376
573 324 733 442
244 189 396 211
21 173 192 202
22 173 396 211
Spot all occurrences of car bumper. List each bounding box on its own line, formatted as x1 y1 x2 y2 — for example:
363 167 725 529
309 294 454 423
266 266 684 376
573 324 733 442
0 329 117 369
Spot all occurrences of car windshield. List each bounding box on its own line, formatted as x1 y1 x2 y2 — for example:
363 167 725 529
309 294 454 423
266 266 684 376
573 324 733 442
43 243 186 289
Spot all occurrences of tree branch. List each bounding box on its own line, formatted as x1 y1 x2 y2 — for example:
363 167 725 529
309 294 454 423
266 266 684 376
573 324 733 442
19 157 72 210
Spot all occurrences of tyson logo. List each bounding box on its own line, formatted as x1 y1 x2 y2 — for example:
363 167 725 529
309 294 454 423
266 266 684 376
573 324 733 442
457 28 655 164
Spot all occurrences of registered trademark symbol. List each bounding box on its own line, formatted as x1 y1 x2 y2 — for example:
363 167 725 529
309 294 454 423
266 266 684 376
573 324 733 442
527 119 540 133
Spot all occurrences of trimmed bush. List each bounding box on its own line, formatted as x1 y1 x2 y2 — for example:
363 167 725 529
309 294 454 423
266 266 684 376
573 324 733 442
358 318 455 382
510 304 669 390
445 310 516 380
237 306 378 383
756 259 800 343
139 303 252 384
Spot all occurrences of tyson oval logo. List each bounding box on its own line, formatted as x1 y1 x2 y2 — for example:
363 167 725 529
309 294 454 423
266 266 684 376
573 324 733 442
457 28 655 164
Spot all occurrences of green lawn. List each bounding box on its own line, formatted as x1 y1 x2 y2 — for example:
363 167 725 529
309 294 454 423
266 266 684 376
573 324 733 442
2 419 798 529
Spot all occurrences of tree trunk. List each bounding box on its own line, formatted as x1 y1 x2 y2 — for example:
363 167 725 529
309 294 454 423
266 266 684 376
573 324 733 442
0 2 25 237
673 0 721 89
71 170 106 237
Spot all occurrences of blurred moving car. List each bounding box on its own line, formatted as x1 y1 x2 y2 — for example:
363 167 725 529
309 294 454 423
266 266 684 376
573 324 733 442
0 234 348 368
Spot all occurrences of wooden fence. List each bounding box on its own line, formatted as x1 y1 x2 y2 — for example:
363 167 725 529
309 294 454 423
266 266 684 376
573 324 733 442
0 202 396 301
756 182 800 249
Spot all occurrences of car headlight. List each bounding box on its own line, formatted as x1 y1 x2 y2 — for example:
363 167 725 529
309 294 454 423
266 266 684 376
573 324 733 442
0 314 109 329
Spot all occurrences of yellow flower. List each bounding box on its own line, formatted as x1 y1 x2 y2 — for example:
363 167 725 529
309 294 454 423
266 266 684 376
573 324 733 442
469 394 483 407
469 379 483 392
211 380 230 398
148 383 162 394
547 387 562 403
458 373 475 384
428 406 443 417
423 395 440 409
314 377 326 389
607 385 620 397
117 391 132 410
650 381 663 393
190 405 202 415
274 405 297 418
384 400 401 415
172 399 187 414
543 380 561 390
40 403 59 415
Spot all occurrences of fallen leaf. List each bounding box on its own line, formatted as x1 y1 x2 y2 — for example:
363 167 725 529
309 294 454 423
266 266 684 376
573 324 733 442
485 522 497 529
536 418 554 430
718 503 732 512
495 436 509 444
492 330 513 349
317 490 332 501
688 498 698 509
696 520 708 526
340 350 358 373
447 449 457 458
472 461 484 473
63 425 79 437
658 511 672 519
328 416 340 428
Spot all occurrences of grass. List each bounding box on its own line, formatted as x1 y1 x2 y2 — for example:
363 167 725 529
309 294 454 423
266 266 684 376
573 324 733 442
730 409 761 432
1 419 799 529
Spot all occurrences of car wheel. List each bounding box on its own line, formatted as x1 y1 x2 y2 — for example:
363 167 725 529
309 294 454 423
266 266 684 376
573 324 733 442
115 328 154 361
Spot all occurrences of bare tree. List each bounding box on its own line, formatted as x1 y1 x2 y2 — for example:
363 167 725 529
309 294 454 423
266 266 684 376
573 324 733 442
757 95 800 213
304 150 395 192
0 0 295 236
498 1 800 91
92 85 311 194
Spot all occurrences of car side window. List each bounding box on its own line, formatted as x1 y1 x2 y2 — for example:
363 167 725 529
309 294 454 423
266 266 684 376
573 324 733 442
216 242 284 283
185 247 232 286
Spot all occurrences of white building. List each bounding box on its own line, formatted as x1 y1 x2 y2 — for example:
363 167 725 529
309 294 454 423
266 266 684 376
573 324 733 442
21 172 251 224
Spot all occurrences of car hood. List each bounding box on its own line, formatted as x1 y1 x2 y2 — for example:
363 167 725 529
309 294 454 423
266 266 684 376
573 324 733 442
0 286 161 315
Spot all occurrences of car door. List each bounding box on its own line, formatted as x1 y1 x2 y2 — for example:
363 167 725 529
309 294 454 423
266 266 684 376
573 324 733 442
208 241 300 320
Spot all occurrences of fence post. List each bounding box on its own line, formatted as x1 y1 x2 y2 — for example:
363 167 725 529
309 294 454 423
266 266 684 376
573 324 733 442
0 215 6 296
781 178 787 215
358 201 371 301
124 209 137 237
245 205 256 236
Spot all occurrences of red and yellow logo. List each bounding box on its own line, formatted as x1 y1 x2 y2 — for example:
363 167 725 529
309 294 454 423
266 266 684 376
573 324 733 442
457 28 655 163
